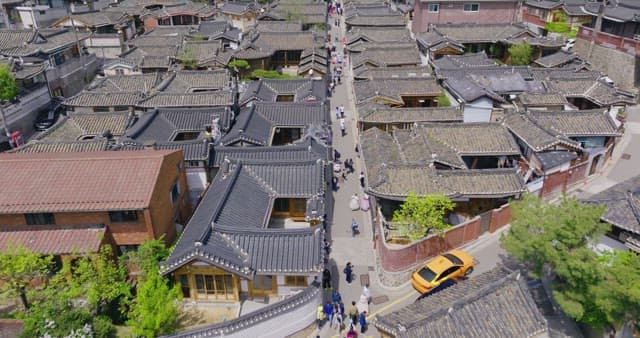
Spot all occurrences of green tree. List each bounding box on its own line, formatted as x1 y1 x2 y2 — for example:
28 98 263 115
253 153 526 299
0 245 53 309
228 59 250 71
179 48 198 70
124 237 171 276
20 299 115 338
0 64 19 136
592 250 640 327
392 193 455 240
128 271 182 338
507 42 533 66
59 246 131 317
250 69 299 79
500 194 612 328
436 92 450 107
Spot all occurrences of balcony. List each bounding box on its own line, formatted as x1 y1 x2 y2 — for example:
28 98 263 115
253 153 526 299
578 26 640 56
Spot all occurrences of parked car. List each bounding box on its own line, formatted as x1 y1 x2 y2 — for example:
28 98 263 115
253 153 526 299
562 38 576 51
411 250 475 294
34 98 64 131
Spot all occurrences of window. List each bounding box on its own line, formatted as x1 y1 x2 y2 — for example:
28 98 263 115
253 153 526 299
276 94 294 102
115 68 125 75
170 180 180 205
25 213 55 225
273 198 290 212
463 3 479 12
109 210 138 223
285 276 308 287
194 274 234 299
428 3 439 12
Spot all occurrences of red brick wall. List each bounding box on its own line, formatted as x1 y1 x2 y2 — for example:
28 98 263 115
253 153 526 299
412 1 520 33
566 162 589 187
377 204 511 272
540 170 569 198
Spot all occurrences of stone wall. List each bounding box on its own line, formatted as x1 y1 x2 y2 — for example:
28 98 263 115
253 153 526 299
574 38 640 90
375 203 512 286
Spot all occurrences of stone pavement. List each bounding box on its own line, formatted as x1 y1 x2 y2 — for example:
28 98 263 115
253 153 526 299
311 9 410 338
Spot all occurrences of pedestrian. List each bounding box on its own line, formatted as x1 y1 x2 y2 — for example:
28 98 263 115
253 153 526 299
359 171 365 188
348 301 359 325
332 290 342 304
340 105 345 117
351 219 359 237
346 325 357 338
339 301 345 318
324 301 334 324
359 311 368 333
355 143 360 157
344 262 354 284
335 107 340 119
340 119 346 137
324 240 331 256
332 307 343 332
362 284 371 304
322 268 332 290
316 304 325 329
334 148 341 160
332 175 338 191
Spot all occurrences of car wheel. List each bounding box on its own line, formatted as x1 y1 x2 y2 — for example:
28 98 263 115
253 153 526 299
464 267 474 276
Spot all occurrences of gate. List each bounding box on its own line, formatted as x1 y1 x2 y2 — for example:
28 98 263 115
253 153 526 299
479 210 492 234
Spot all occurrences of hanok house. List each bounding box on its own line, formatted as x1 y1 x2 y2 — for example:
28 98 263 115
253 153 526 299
239 78 326 107
141 2 215 32
219 1 261 33
346 27 413 48
582 175 640 253
360 124 524 221
50 11 136 59
233 30 323 71
117 106 233 204
353 78 442 108
373 267 549 338
502 110 621 198
259 1 327 31
349 43 422 74
160 157 329 302
544 77 636 111
220 102 330 147
522 0 592 36
0 150 191 253
356 102 463 132
30 111 132 142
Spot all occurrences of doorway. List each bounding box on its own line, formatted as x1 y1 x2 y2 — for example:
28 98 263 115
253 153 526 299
589 155 602 176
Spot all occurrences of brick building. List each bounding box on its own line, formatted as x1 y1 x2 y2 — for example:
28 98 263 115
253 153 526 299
0 150 191 253
412 0 522 33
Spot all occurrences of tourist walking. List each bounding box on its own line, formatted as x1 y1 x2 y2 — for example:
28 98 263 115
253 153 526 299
340 105 345 118
359 311 368 333
316 304 325 329
323 301 334 324
340 118 346 137
362 284 371 304
322 268 332 290
344 262 354 284
359 171 365 188
351 219 359 237
348 301 359 325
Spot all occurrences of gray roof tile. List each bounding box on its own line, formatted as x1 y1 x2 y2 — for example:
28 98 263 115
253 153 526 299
584 175 640 235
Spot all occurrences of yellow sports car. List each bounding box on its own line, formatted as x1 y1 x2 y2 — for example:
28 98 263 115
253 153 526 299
411 250 475 294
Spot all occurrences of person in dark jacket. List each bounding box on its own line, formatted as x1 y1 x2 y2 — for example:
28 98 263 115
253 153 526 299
344 262 353 284
322 268 332 290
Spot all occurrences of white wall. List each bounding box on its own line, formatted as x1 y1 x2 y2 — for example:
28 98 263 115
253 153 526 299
463 97 493 123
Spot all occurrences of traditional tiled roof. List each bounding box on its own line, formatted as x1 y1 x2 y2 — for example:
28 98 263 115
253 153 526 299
583 175 640 236
0 226 107 255
346 27 412 45
10 139 110 153
239 78 326 105
0 57 46 80
197 20 229 36
360 126 525 200
345 14 405 27
221 102 329 146
374 267 548 338
116 139 211 162
143 2 215 19
255 21 303 32
431 52 497 70
519 93 568 106
353 66 432 80
502 113 580 152
64 92 145 108
179 40 222 66
583 0 640 22
0 150 179 213
124 107 228 142
546 79 637 106
162 158 327 277
0 29 90 57
57 11 130 27
350 44 421 68
535 151 579 170
344 2 395 17
265 2 327 24
119 46 177 69
433 23 562 47
86 73 162 93
220 1 261 16
211 137 329 167
417 123 520 155
353 78 442 105
529 110 621 137
358 106 463 123
534 50 583 68
159 70 230 93
139 91 233 108
34 113 131 142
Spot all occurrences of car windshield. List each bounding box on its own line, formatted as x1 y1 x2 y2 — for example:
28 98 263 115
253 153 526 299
417 267 437 282
443 253 463 265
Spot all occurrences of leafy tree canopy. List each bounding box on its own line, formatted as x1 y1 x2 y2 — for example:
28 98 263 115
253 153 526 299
507 42 532 66
0 64 18 102
392 193 455 240
228 59 250 70
0 244 53 309
250 69 299 79
128 271 182 338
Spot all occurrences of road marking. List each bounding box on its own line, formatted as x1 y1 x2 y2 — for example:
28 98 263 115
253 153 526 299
366 290 416 320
